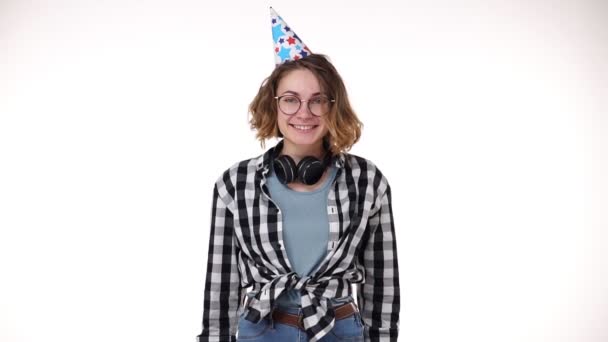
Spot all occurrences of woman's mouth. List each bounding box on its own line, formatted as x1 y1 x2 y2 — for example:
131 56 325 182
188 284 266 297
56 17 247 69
290 124 317 132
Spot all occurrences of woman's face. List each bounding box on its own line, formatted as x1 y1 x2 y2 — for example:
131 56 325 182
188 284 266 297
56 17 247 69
275 68 329 150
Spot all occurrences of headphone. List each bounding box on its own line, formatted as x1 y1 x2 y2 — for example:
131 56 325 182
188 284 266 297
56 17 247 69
272 139 332 186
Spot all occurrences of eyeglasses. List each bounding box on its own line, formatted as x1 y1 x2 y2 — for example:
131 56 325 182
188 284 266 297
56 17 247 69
274 94 335 116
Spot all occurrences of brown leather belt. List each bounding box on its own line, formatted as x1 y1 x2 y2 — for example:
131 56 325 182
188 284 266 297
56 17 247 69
271 302 358 330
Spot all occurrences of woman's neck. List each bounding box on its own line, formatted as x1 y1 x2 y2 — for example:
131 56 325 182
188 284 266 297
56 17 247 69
280 140 325 164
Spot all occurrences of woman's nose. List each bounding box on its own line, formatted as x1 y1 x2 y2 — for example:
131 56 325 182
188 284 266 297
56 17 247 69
295 101 313 117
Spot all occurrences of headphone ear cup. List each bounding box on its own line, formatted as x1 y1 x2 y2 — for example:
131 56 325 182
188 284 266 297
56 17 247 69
273 155 297 184
297 156 325 185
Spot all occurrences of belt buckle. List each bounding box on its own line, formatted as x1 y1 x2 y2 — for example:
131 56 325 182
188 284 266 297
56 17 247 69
298 313 305 330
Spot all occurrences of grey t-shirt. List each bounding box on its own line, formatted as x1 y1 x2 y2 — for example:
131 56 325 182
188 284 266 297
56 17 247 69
266 164 337 308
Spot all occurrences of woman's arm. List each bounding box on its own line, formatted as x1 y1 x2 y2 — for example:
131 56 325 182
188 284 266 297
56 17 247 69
198 183 242 342
357 184 400 342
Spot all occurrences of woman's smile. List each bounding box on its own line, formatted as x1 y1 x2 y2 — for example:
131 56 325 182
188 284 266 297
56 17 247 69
289 124 318 132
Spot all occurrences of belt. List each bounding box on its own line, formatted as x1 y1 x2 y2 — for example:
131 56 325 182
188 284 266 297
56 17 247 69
271 302 358 330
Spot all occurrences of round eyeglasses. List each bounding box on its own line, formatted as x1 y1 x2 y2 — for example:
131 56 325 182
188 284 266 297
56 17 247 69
274 94 335 116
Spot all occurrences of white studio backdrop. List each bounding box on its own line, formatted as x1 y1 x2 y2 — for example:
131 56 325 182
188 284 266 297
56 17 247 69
0 0 606 341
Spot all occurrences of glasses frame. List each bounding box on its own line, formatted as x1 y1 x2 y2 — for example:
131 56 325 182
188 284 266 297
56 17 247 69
274 94 336 117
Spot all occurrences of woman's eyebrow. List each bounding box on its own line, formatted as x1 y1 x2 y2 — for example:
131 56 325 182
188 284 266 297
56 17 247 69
280 90 322 96
281 90 300 96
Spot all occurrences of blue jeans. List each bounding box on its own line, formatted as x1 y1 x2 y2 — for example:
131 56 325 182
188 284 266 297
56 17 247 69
236 297 364 341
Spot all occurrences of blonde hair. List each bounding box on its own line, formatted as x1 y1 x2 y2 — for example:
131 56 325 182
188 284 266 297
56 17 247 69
248 54 362 155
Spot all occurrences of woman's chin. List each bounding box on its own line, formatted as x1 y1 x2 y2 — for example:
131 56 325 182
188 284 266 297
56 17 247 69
284 135 324 147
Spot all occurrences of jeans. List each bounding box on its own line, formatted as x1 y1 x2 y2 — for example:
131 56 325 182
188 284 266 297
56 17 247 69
236 296 364 341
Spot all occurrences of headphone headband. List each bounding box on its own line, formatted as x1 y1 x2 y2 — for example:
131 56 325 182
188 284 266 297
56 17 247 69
272 139 332 164
271 139 333 185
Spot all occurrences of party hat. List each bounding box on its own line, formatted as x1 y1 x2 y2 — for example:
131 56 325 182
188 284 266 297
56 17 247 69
270 7 313 65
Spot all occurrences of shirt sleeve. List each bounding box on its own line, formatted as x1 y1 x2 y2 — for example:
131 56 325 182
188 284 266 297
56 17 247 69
357 184 400 342
197 183 243 342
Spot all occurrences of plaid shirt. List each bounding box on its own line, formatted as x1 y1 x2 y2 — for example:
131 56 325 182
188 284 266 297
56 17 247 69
198 142 400 342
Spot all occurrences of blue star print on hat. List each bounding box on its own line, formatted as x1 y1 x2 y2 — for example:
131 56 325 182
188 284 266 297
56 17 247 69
270 7 312 65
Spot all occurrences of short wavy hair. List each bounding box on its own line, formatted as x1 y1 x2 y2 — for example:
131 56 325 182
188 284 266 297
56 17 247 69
248 54 363 155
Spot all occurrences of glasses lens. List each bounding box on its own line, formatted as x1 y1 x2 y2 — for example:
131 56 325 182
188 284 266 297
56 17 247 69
309 96 331 116
278 95 300 115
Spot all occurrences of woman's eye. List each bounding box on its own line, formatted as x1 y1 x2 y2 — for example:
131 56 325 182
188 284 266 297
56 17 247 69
283 97 299 103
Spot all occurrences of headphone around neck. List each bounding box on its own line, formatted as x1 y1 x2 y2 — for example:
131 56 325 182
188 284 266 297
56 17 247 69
272 139 332 186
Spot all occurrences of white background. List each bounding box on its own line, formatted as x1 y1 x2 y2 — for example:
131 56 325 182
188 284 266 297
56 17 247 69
1 0 606 341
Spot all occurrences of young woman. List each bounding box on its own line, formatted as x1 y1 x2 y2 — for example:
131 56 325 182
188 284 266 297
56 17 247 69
198 9 400 342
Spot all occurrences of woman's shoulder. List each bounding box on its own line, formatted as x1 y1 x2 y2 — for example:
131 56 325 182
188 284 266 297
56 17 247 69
340 152 392 204
340 152 387 178
214 153 265 186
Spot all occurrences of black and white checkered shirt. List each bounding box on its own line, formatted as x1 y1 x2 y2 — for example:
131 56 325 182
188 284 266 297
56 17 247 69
198 142 400 342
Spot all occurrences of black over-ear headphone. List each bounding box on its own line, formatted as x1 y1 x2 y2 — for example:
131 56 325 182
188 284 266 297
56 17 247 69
272 139 332 186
